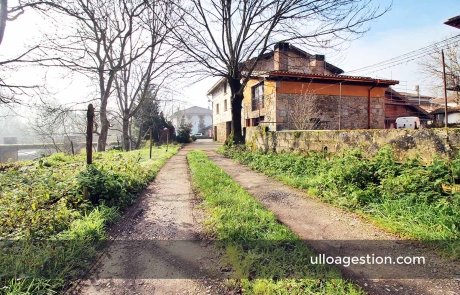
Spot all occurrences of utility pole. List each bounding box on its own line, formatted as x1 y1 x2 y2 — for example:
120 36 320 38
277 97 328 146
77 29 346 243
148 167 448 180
442 50 449 127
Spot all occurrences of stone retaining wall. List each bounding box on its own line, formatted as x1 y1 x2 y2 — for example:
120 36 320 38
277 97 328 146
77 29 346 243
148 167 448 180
245 127 460 161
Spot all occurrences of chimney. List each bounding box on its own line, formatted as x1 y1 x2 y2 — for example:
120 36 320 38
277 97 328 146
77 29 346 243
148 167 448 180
274 42 289 71
311 54 325 75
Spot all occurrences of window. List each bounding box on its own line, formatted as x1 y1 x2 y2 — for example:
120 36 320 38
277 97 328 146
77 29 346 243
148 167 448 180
224 99 228 111
252 82 264 111
216 103 219 114
224 82 227 94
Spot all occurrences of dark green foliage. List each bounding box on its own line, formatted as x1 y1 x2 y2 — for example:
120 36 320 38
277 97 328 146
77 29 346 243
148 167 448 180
176 120 192 143
0 147 179 294
133 90 175 147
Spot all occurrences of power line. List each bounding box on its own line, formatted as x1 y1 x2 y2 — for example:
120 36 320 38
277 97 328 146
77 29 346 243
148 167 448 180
345 34 460 75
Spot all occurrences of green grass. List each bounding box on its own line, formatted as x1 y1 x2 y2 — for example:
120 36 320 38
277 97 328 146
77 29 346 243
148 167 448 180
218 145 460 259
0 145 179 294
187 150 365 295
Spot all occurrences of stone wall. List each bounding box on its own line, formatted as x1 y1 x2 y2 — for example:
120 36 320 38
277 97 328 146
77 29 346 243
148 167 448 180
214 122 230 143
275 94 385 130
246 127 460 162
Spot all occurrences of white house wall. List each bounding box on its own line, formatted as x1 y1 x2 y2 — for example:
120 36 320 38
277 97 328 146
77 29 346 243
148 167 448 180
212 82 232 125
172 109 212 135
447 113 460 124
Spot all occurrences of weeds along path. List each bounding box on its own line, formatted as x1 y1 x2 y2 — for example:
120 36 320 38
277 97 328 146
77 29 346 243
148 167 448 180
68 146 227 295
204 150 460 295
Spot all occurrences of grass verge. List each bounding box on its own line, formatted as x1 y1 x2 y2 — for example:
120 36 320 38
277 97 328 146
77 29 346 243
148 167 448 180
187 150 364 295
218 145 460 259
0 145 179 294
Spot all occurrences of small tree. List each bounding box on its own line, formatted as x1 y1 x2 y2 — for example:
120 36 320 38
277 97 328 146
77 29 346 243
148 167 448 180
175 119 192 143
287 91 325 130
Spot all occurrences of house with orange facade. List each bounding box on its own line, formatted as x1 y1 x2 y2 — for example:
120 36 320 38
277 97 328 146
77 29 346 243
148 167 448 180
207 42 399 143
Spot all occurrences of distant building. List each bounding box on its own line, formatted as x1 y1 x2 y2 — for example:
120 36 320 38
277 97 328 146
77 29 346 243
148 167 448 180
171 106 212 136
394 91 436 112
431 106 460 126
384 89 432 128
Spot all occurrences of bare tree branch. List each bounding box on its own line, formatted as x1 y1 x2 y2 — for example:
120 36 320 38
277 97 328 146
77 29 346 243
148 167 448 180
170 0 390 143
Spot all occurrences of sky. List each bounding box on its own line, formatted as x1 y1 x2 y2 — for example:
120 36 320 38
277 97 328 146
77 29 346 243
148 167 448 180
182 0 460 108
2 0 460 118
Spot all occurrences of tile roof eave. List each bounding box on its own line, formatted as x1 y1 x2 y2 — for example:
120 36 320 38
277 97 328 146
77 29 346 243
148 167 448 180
206 77 227 96
445 15 460 29
267 71 399 85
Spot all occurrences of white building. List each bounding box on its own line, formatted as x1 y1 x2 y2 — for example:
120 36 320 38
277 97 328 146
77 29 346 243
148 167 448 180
171 106 213 136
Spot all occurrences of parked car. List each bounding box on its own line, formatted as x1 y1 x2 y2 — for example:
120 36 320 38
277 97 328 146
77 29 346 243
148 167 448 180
195 133 203 136
395 116 420 129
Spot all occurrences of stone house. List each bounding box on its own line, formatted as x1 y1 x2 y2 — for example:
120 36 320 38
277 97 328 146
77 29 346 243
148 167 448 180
171 106 212 136
207 42 399 143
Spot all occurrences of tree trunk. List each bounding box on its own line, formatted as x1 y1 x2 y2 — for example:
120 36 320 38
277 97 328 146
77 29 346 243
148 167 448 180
135 119 144 149
228 78 245 144
0 0 7 46
97 105 109 152
122 110 130 151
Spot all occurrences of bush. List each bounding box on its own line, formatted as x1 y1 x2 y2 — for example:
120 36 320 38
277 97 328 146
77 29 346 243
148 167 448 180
176 121 192 143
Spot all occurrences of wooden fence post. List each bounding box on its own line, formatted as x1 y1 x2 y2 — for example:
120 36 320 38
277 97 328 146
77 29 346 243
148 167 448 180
86 104 94 165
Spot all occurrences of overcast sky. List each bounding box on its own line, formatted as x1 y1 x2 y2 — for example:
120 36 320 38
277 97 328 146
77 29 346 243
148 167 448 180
2 0 460 114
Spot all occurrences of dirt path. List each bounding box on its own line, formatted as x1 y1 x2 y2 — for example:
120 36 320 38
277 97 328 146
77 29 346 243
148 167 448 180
205 150 460 295
67 144 228 295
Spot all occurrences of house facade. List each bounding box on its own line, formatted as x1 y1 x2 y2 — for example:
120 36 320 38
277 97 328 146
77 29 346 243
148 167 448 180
208 42 399 143
384 89 432 128
431 106 460 126
171 106 212 136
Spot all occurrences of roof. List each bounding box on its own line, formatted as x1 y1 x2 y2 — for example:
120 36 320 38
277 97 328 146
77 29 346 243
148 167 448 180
206 77 226 96
171 106 212 117
396 91 435 100
431 105 460 114
445 15 460 29
431 95 459 105
265 71 399 86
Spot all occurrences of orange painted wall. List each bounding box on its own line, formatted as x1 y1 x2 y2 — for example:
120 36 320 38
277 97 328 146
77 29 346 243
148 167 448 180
276 81 386 98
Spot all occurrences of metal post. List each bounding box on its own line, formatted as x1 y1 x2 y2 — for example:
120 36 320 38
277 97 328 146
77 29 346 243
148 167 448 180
339 82 342 130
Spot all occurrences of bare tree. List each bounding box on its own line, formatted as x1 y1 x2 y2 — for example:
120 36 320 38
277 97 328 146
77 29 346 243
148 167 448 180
114 0 179 151
0 0 63 105
418 35 460 102
28 99 88 153
286 91 325 130
170 0 390 143
32 0 167 151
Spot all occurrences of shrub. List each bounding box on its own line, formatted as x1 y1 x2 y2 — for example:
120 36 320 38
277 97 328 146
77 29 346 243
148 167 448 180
176 121 192 143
